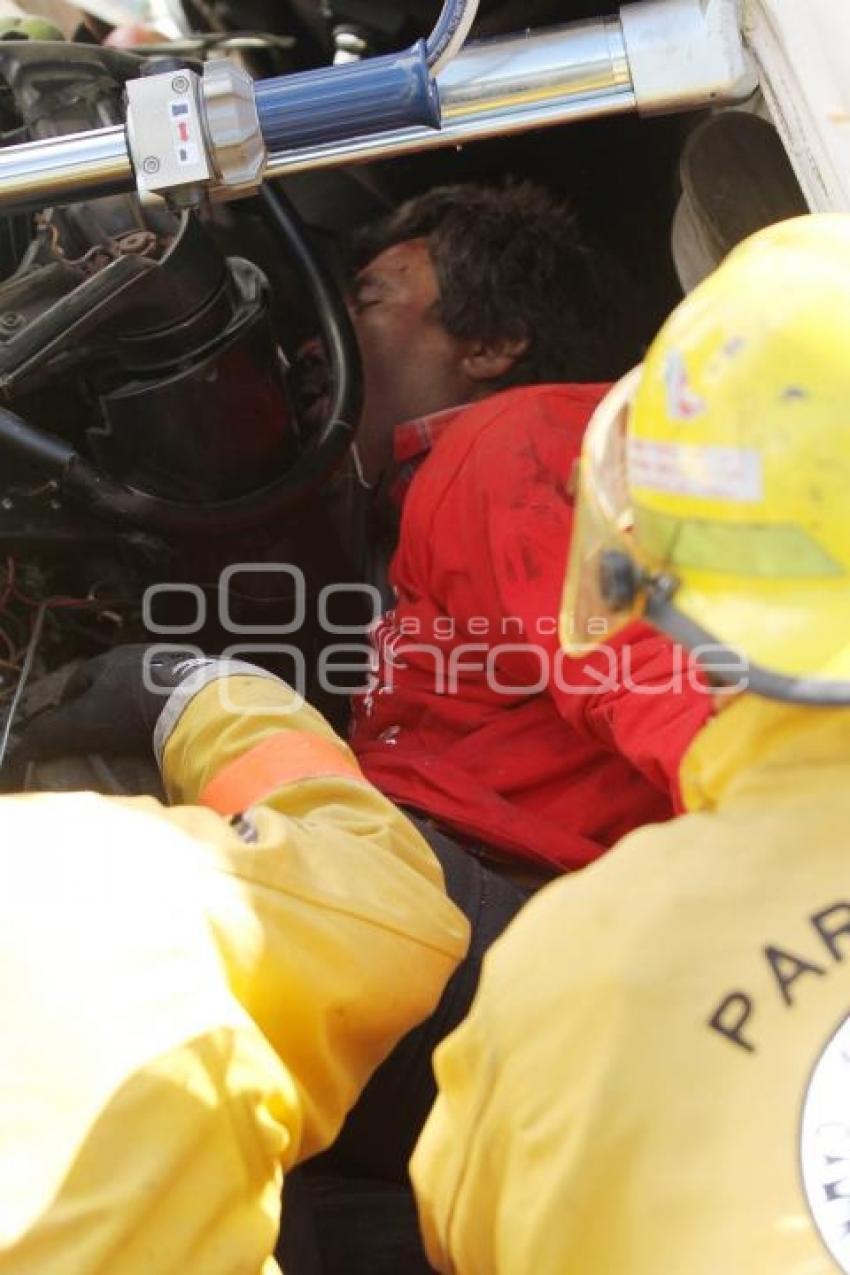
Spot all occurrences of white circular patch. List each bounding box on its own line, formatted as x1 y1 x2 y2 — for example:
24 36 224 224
801 1015 850 1272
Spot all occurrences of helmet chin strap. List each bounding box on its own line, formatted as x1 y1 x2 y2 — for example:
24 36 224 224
643 580 850 708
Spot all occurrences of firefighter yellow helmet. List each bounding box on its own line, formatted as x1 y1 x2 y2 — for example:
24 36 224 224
561 214 850 704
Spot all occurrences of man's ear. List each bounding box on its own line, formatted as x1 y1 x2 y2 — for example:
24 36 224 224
461 335 530 384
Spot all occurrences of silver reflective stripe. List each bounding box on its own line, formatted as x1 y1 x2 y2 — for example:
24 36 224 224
153 659 282 770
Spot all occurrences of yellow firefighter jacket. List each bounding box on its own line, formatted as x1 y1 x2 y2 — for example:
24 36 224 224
412 695 850 1274
0 664 468 1273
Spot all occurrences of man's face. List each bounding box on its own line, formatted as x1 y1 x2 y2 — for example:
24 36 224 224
349 238 474 483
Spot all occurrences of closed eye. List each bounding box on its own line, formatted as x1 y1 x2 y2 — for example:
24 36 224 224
350 275 387 313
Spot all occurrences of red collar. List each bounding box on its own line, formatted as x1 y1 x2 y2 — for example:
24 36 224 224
390 403 469 508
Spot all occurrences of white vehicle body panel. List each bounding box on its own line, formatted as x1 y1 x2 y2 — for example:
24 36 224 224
746 0 850 211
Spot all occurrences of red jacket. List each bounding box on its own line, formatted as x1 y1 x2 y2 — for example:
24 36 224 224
349 384 712 872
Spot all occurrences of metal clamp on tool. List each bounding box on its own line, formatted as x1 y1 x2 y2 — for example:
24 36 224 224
126 59 266 206
125 67 213 207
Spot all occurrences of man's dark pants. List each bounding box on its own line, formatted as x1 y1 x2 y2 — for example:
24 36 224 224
279 816 531 1273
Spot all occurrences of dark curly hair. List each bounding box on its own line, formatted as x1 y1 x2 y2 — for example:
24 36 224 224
353 180 615 386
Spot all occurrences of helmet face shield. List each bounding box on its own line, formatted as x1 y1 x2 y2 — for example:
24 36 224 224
560 369 645 654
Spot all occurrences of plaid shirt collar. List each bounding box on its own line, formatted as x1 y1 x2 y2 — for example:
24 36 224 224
389 403 470 509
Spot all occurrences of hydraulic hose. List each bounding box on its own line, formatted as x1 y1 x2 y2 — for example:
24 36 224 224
425 0 480 75
256 182 362 438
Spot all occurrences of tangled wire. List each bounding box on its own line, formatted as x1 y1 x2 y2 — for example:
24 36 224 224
0 555 136 770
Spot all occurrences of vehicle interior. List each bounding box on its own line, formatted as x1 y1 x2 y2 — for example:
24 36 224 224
0 0 808 781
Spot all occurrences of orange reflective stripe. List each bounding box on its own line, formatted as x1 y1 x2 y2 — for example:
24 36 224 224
200 732 364 816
